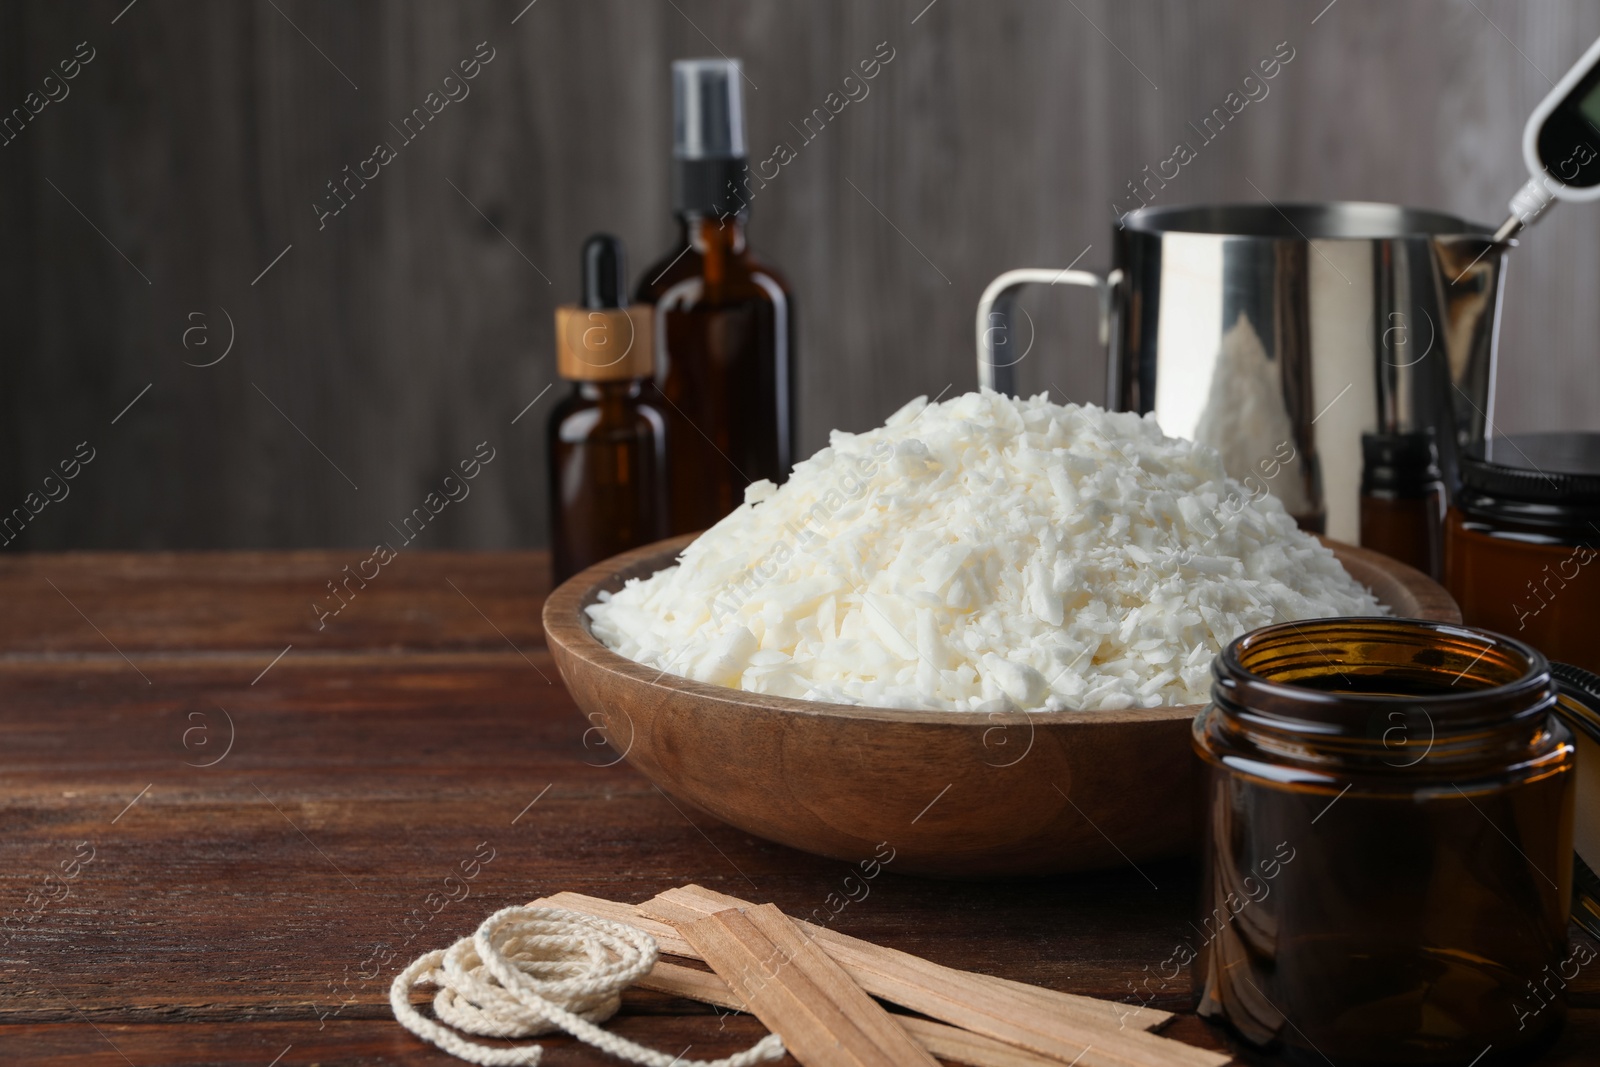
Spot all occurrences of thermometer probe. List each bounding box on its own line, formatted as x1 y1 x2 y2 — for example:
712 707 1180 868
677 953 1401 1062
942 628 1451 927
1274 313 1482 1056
1497 34 1600 242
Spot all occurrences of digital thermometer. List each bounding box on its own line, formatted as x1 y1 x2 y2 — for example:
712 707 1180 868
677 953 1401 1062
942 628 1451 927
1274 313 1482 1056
1498 34 1600 241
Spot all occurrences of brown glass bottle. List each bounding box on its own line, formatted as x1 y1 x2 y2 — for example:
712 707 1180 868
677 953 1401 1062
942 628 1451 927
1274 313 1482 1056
548 379 667 583
638 57 795 536
638 213 794 534
1193 618 1587 1066
1360 430 1445 579
547 235 668 584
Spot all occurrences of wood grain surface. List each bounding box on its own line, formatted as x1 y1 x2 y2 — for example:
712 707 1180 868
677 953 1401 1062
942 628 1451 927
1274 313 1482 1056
2 1 1599 552
0 549 1595 1066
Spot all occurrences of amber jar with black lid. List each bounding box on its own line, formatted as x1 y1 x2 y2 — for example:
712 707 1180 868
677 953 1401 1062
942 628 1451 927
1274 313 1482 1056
1443 433 1600 674
1192 618 1597 1066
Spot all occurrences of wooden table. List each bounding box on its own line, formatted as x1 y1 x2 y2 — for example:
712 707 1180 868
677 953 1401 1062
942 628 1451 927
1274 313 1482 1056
0 551 1594 1066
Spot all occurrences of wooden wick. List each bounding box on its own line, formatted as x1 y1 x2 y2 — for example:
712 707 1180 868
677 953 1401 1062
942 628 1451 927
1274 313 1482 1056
533 888 1231 1067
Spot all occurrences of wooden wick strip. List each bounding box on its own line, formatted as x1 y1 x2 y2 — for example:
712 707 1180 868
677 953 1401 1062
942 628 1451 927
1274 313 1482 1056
637 958 1080 1067
541 891 692 954
537 890 1227 1067
641 885 1228 1067
637 959 745 1010
895 1015 1106 1067
641 885 1164 1032
679 903 943 1067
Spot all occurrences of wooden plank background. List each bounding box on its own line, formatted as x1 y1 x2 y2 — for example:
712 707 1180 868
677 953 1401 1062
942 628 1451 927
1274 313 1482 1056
1 0 1596 550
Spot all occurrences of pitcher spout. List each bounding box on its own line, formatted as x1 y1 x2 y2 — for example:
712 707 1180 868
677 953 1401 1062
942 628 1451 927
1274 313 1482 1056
1423 232 1513 493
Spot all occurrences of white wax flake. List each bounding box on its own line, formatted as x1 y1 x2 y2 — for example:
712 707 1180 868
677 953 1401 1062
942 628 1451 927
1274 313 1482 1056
587 390 1383 711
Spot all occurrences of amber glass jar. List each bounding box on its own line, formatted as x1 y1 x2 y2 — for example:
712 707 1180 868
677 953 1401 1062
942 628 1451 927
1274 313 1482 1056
1444 433 1600 674
1193 619 1581 1065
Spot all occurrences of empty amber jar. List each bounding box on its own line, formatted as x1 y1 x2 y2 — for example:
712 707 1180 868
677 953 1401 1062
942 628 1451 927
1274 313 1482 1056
1443 433 1600 674
1193 619 1582 1066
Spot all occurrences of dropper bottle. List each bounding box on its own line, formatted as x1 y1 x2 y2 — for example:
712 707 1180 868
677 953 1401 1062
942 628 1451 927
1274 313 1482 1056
547 234 668 583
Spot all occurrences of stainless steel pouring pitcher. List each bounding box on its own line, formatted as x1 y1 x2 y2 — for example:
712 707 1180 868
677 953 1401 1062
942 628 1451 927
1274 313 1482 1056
976 202 1510 540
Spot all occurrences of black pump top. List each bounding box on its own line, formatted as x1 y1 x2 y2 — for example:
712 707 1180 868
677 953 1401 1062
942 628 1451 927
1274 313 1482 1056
670 58 749 218
581 234 628 309
673 59 746 160
1361 430 1442 497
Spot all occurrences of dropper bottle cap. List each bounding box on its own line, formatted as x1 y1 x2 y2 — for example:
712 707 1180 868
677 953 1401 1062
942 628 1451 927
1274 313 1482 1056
582 232 628 309
671 58 749 218
554 234 654 382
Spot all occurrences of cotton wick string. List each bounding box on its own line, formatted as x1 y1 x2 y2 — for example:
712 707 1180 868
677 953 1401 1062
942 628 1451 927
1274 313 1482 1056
390 905 787 1067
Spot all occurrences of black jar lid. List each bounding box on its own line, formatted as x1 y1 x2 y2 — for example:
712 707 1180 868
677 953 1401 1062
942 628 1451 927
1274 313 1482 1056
1456 432 1600 529
1462 433 1600 501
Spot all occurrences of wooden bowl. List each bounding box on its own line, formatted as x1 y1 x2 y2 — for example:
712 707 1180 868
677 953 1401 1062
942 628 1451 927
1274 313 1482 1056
543 534 1460 878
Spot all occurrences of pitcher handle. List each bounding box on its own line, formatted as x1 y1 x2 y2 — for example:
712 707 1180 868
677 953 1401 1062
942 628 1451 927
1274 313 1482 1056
975 267 1121 402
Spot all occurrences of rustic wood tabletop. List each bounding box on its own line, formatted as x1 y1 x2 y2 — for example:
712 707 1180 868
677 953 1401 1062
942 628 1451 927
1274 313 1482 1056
0 550 1595 1066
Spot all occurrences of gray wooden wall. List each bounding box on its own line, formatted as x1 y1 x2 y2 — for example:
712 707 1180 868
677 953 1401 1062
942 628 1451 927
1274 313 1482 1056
3 0 1597 550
